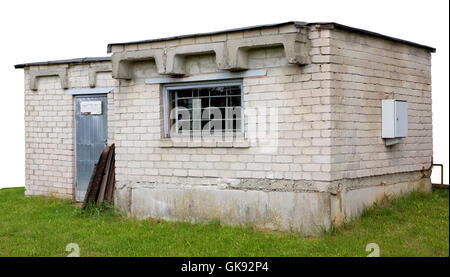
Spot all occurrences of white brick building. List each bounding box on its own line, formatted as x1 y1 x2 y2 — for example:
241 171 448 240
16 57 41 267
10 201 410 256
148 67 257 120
15 22 435 234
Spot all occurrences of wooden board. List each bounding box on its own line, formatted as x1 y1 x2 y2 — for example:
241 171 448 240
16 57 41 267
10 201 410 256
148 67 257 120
97 144 115 203
105 157 116 202
82 145 110 208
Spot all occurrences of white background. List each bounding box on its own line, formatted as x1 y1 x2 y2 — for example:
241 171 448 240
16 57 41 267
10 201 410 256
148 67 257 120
0 0 448 188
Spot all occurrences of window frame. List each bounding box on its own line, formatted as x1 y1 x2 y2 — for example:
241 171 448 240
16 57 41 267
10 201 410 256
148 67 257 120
162 79 244 138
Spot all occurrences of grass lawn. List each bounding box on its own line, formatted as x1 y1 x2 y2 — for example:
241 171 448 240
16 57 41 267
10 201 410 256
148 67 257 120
0 187 448 257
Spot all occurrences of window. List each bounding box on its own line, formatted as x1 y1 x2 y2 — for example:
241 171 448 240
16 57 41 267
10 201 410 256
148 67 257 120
163 80 244 137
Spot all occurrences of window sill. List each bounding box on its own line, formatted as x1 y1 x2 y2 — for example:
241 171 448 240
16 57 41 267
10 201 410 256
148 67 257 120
159 138 250 148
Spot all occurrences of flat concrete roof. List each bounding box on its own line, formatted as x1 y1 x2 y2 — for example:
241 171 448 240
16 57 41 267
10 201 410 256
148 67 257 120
106 21 436 53
14 57 111 69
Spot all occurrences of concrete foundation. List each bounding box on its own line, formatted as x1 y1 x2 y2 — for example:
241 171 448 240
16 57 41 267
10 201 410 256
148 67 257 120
116 170 431 236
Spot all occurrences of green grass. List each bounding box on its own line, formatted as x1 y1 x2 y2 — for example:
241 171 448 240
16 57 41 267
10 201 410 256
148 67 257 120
0 187 448 257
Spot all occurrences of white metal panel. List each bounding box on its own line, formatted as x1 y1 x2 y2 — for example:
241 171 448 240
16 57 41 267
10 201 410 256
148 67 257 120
80 101 102 115
382 100 395 138
394 100 408 137
65 87 113 95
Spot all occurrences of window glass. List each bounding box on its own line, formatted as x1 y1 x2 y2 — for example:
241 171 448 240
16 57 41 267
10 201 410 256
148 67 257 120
165 82 243 137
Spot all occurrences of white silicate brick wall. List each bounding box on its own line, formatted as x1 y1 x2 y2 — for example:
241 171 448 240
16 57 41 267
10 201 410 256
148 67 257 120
111 27 340 190
319 27 433 180
110 25 432 191
24 62 114 198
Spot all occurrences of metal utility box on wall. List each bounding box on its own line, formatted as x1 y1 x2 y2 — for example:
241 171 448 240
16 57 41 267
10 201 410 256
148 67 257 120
382 100 408 145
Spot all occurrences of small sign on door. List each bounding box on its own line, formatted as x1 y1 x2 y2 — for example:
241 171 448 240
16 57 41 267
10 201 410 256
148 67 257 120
80 101 102 115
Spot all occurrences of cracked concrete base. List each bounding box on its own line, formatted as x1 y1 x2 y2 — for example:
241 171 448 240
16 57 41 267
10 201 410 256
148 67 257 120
114 170 431 236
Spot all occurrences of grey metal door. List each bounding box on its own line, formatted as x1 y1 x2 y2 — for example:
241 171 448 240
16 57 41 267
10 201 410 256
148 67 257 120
75 95 108 201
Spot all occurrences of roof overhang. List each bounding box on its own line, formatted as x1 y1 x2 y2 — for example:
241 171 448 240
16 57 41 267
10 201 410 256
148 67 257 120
14 57 111 69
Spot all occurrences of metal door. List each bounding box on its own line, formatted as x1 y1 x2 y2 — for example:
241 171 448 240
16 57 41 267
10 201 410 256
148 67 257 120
75 95 108 201
394 100 408 138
